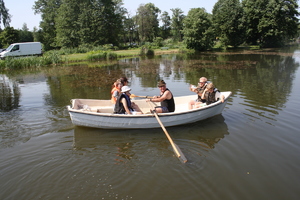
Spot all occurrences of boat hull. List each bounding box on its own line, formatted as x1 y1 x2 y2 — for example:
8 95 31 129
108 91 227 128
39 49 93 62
67 92 231 129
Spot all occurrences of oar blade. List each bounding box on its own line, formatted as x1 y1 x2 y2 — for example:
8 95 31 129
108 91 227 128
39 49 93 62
173 143 187 163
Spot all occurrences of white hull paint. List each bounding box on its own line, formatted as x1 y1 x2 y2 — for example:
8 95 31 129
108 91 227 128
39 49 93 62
67 92 231 129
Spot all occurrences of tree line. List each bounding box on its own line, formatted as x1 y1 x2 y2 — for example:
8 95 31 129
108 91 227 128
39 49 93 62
0 0 299 51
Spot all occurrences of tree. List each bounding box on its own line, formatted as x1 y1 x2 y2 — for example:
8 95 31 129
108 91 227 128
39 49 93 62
55 0 80 48
171 8 185 42
123 14 137 45
19 23 34 42
136 3 161 42
0 0 11 28
182 8 214 51
160 11 171 39
97 0 123 46
0 27 19 48
212 0 244 48
32 27 43 42
242 0 299 47
33 0 62 50
55 0 124 48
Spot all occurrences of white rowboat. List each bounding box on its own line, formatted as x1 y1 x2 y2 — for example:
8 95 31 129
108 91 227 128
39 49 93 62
67 91 231 129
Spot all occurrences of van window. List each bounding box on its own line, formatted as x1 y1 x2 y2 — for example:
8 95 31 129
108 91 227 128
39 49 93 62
11 45 19 51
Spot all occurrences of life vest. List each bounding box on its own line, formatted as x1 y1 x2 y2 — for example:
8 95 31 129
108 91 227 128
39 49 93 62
114 93 133 114
205 88 220 105
111 87 120 104
196 84 207 102
160 88 175 112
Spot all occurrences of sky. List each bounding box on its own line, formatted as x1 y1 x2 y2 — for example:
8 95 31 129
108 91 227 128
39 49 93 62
4 0 218 31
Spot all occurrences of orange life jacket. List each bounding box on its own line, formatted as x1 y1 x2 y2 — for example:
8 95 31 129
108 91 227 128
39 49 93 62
111 87 120 104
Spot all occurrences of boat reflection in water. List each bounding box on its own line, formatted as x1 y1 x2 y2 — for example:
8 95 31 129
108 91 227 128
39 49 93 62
72 115 229 163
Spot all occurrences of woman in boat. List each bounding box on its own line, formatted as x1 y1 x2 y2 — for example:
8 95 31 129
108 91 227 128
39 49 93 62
114 86 143 114
188 77 208 109
120 76 128 87
200 82 224 106
146 80 175 113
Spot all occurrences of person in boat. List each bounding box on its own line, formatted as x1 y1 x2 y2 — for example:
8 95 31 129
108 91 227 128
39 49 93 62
111 79 122 106
120 76 129 87
114 86 143 114
188 77 208 109
146 80 175 113
199 82 225 106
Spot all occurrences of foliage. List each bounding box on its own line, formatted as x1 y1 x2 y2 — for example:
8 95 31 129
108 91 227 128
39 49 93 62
182 8 215 51
55 0 80 48
10 0 296 51
242 0 299 47
153 37 164 47
136 3 161 42
33 0 62 50
160 11 171 39
0 52 63 70
86 51 108 61
146 49 154 56
171 8 185 42
0 0 11 28
18 23 34 42
212 0 245 48
0 27 19 48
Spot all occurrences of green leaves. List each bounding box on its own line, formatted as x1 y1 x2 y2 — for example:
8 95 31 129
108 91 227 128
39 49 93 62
182 8 214 51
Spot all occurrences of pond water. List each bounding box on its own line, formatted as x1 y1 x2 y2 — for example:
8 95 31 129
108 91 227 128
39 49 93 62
1 47 300 200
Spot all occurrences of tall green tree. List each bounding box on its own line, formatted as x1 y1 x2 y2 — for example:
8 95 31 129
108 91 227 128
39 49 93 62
171 8 185 42
0 0 10 28
55 0 123 48
55 0 80 48
123 14 137 45
98 0 123 46
136 3 161 42
212 0 244 48
242 0 299 47
160 11 171 39
33 0 62 50
182 8 214 51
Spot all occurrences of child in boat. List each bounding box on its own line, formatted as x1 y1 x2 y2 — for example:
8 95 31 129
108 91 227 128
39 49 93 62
114 86 143 114
111 79 122 106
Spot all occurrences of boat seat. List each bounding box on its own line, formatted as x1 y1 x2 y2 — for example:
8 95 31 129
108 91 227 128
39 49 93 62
90 106 114 113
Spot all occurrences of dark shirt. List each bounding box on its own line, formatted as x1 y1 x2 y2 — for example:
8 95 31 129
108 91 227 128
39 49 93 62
114 93 133 114
160 88 175 112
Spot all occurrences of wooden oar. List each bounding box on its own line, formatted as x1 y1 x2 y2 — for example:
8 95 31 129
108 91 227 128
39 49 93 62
147 101 187 163
130 94 153 99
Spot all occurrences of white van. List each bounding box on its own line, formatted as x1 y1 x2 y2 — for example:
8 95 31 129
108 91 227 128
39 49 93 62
0 42 43 59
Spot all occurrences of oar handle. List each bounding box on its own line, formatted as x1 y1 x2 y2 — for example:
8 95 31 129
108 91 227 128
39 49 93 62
131 94 153 99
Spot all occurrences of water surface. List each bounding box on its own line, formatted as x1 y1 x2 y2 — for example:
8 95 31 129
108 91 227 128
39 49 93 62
1 47 300 200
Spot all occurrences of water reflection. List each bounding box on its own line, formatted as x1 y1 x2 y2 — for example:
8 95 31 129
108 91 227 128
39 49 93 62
1 48 300 148
72 115 229 162
0 75 20 111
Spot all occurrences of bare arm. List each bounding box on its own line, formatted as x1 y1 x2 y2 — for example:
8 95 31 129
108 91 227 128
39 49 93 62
150 90 172 102
121 98 132 114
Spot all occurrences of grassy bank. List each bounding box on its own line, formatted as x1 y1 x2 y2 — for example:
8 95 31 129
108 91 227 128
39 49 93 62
1 43 262 70
0 47 184 70
0 51 65 70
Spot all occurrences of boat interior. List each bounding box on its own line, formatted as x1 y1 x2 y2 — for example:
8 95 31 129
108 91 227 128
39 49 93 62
69 92 231 115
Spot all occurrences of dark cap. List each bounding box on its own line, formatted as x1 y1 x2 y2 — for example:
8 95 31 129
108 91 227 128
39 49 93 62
157 80 166 87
